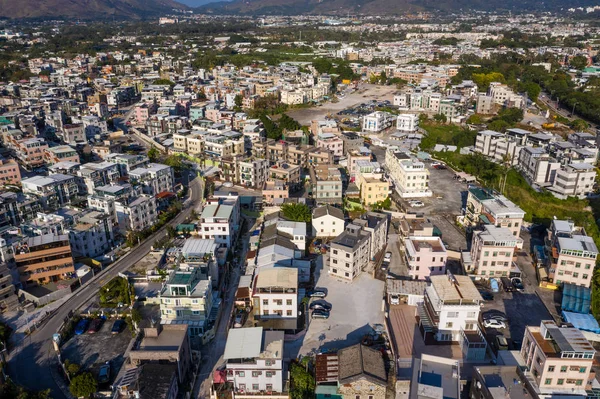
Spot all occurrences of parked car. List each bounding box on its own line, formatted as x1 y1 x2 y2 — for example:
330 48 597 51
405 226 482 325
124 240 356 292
490 278 500 293
381 261 389 271
390 294 400 305
483 319 506 329
494 335 509 352
309 301 332 312
479 290 494 301
483 310 508 323
74 319 90 335
98 362 110 385
234 314 244 328
409 200 425 207
88 318 104 334
111 319 124 334
511 278 525 291
501 277 515 292
311 310 330 319
309 290 327 298
384 252 392 262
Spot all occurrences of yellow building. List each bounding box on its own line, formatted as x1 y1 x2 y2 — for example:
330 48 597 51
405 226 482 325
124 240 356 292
355 162 390 206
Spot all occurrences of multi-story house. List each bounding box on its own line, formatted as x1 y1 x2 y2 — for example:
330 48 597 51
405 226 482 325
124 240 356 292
355 161 389 206
518 147 560 186
468 225 521 278
548 163 596 199
253 267 298 322
464 187 525 237
59 124 85 144
262 180 289 205
0 191 42 228
347 150 372 178
77 161 122 193
418 275 486 356
67 210 114 258
21 174 80 210
44 145 80 165
410 354 460 399
396 114 419 132
386 150 431 198
545 219 598 287
340 132 364 155
13 138 48 170
223 327 285 394
352 212 388 261
310 164 343 205
0 158 21 185
239 159 269 189
199 203 237 249
269 162 302 192
104 153 149 175
312 205 345 238
405 236 447 281
0 262 18 312
13 234 75 287
159 266 213 337
362 111 395 132
329 224 371 282
87 183 139 225
129 163 175 196
316 133 343 159
115 194 158 232
521 320 595 396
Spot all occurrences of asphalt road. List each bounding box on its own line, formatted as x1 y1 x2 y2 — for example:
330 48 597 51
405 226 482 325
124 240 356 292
7 177 204 398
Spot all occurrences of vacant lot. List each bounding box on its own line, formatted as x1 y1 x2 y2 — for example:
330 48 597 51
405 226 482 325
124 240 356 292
287 84 397 125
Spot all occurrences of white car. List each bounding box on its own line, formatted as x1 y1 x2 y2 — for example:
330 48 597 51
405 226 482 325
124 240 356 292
483 319 506 329
409 200 425 207
390 294 400 305
384 252 392 262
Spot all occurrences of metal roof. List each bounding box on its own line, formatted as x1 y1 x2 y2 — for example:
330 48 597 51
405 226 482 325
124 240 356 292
181 239 217 256
223 327 263 360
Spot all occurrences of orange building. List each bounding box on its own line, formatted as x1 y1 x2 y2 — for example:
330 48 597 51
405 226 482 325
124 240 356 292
14 234 75 287
0 158 21 185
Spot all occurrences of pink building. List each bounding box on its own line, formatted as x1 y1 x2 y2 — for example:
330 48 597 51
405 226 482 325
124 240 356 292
0 158 21 185
316 133 344 159
262 180 289 205
134 103 157 126
14 138 48 169
404 236 447 280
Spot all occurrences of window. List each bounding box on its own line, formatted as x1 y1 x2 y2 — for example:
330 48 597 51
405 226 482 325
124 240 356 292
265 360 273 366
447 312 458 318
238 371 245 377
239 384 246 391
576 380 583 386
263 299 268 306
580 367 587 373
560 366 568 373
252 371 261 377
484 251 489 256
545 378 552 385
266 371 273 377
252 384 259 391
266 384 273 392
548 366 555 372
286 299 292 305
286 310 292 316
573 273 579 278
445 322 453 328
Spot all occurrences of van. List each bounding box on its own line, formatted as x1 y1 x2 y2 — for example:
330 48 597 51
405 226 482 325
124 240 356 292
494 335 509 352
501 277 514 292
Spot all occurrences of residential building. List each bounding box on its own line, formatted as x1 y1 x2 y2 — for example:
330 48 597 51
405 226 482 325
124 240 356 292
355 161 389 206
116 195 158 232
410 354 460 399
0 158 21 185
352 212 388 261
488 82 525 109
396 114 419 132
105 153 149 175
0 262 17 312
548 163 596 199
468 225 521 278
253 267 298 321
465 187 525 237
239 158 269 189
470 365 535 399
336 344 387 399
159 266 213 337
476 94 494 115
199 203 237 249
316 133 343 159
329 224 371 282
12 138 48 170
179 239 218 287
44 145 80 165
419 274 486 359
262 180 289 205
386 150 431 198
67 210 114 258
60 124 85 144
128 324 192 384
545 219 598 287
521 320 595 396
518 147 559 186
405 236 447 281
362 111 395 132
78 161 122 193
340 132 364 155
129 163 175 195
223 327 285 394
13 234 75 287
347 150 372 178
21 174 80 210
269 162 302 192
310 164 343 205
312 205 345 238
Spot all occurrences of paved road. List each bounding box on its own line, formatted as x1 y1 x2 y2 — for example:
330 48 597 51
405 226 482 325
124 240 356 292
539 93 597 132
7 177 204 398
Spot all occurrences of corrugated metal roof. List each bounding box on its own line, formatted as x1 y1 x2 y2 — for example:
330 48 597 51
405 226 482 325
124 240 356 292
223 327 263 360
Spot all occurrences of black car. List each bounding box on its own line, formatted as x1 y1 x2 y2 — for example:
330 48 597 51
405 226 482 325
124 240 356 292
511 278 525 291
479 290 494 301
309 301 332 312
483 310 508 323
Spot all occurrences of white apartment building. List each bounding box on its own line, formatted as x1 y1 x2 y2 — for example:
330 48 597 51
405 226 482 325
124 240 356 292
488 82 525 109
419 274 483 343
253 267 298 320
396 114 419 132
362 111 396 132
465 187 526 238
239 159 269 188
223 327 285 394
160 266 213 337
386 150 432 198
329 224 371 282
115 194 158 231
68 210 114 258
312 205 345 238
129 163 175 196
199 203 237 249
518 147 560 186
469 225 522 278
549 163 596 199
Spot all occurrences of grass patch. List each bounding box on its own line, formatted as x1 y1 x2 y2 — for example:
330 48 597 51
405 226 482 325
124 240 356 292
420 122 477 150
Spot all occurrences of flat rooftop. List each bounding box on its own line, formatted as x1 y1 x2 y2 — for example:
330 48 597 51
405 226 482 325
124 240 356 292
414 354 460 399
430 275 482 302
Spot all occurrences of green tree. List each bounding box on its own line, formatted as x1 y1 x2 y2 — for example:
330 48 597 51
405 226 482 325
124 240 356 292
569 119 589 131
164 154 183 172
69 372 97 398
153 78 175 86
433 113 447 123
281 203 312 222
290 358 315 399
148 146 160 162
234 94 243 108
166 225 176 238
570 55 588 70
524 82 541 101
64 360 80 377
466 114 484 124
472 72 505 91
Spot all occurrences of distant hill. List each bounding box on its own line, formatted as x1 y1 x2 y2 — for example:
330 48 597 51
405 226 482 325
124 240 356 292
198 0 600 15
0 0 188 19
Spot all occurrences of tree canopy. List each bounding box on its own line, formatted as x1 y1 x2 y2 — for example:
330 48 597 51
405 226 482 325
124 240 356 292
281 203 312 222
69 372 97 398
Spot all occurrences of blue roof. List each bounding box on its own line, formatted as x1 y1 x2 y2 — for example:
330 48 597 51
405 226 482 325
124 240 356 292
562 283 591 314
562 311 600 334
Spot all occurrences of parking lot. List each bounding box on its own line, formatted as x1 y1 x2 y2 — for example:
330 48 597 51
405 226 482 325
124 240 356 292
61 318 131 385
476 280 552 351
291 255 385 358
